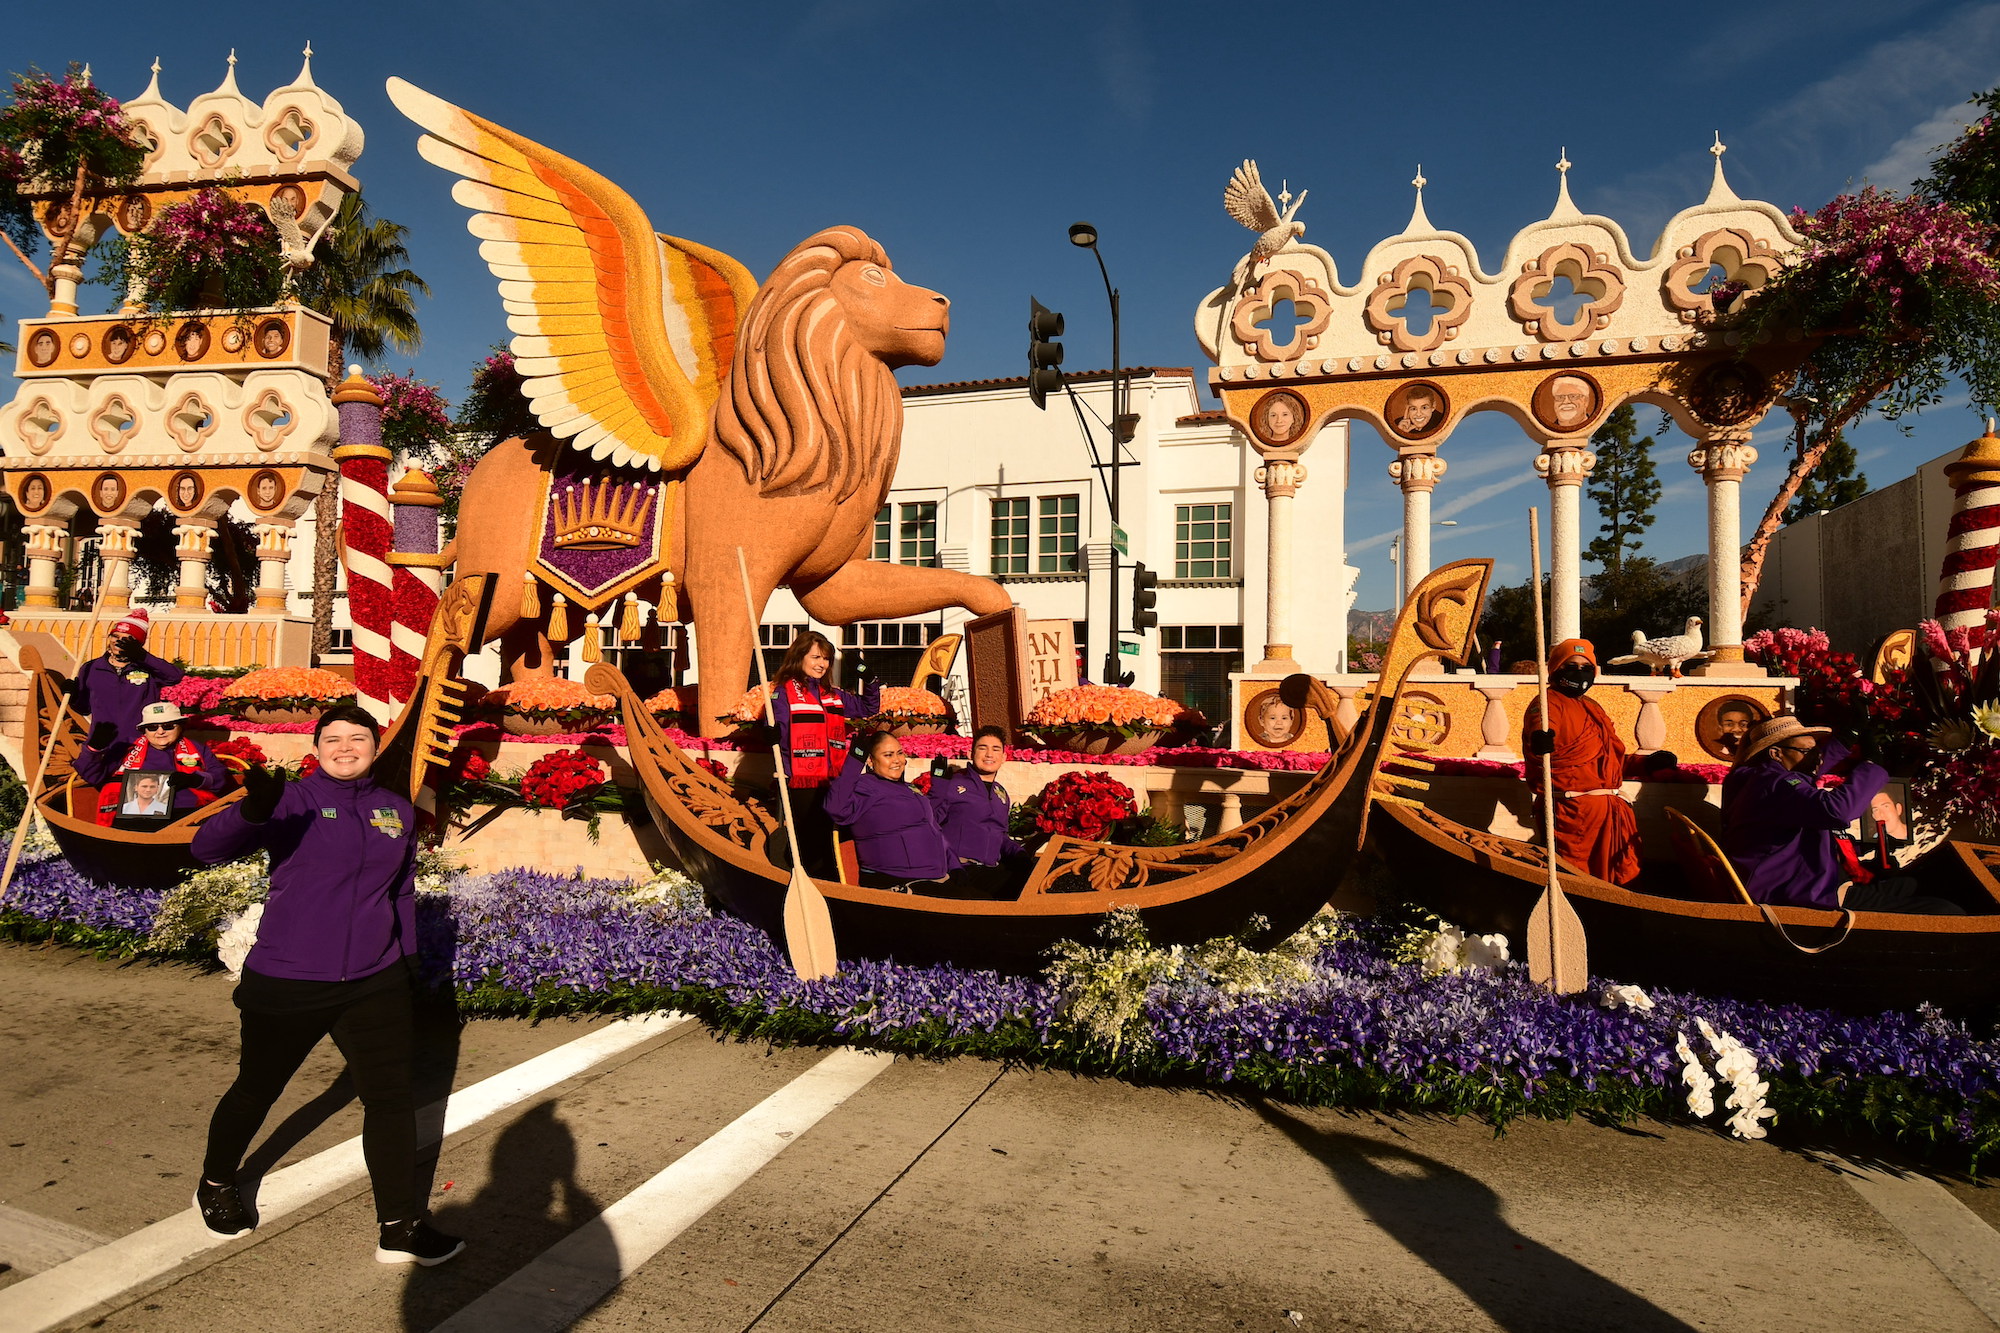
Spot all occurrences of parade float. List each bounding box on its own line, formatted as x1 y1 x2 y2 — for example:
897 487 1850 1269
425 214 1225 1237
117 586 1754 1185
8 59 2000 1169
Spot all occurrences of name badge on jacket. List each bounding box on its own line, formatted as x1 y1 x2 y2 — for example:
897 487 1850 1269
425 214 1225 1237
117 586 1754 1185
370 808 405 838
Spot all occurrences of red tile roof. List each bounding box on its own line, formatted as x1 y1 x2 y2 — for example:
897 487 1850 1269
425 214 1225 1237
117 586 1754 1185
901 366 1195 398
1175 410 1229 427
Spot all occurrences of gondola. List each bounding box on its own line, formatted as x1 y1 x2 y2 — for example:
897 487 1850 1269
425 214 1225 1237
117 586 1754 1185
14 576 493 892
599 560 1494 972
1368 796 2000 1014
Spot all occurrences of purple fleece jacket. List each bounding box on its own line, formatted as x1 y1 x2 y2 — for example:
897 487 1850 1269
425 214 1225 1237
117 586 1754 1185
824 760 954 881
1719 740 1887 910
73 650 185 749
190 769 417 981
928 770 1023 867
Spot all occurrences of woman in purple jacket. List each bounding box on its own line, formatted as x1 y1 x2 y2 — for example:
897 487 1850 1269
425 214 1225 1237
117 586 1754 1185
185 705 464 1266
1720 716 1962 914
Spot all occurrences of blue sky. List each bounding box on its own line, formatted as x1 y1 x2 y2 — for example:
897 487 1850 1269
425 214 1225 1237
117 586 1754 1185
8 0 2000 610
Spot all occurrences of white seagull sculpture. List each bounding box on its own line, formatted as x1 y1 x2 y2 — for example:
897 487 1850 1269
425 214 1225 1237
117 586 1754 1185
1224 159 1307 266
1608 616 1709 677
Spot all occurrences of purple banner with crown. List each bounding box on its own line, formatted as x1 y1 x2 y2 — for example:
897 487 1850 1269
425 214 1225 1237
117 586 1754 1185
527 453 671 610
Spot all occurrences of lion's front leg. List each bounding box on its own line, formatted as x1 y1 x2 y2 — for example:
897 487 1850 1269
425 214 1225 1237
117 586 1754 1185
795 560 1014 623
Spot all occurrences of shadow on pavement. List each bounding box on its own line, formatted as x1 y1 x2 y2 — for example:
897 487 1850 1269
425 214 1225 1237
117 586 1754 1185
1255 1100 1697 1333
400 1099 613 1332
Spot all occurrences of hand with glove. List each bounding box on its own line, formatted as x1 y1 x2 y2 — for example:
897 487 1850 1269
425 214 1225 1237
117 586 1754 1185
1526 729 1556 758
86 722 117 752
929 756 950 781
169 770 204 792
238 765 284 824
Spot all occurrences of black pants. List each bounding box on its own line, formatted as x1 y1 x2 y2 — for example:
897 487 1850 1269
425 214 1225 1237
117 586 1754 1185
771 784 836 878
1847 875 1967 915
203 978 419 1223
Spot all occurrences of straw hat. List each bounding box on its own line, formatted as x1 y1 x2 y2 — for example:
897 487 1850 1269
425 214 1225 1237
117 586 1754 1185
1735 714 1831 765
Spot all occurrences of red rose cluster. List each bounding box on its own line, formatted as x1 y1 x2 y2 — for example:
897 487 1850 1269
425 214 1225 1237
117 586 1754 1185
450 747 493 784
519 748 608 809
210 736 269 771
1031 769 1138 841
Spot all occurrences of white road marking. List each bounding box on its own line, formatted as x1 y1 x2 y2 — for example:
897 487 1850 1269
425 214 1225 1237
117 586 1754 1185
0 1011 689 1333
1819 1152 2000 1326
430 1047 896 1333
0 1203 109 1275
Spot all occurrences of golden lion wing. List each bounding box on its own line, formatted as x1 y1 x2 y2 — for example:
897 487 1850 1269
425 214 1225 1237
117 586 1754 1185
386 78 758 472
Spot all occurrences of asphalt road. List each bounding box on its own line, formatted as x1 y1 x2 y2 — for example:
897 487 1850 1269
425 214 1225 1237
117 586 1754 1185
2 941 1998 1333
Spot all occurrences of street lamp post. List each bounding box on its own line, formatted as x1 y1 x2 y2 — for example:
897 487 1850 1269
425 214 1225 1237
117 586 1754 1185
1069 220 1135 686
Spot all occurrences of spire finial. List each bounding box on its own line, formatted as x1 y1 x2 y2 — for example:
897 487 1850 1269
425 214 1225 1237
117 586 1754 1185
303 40 314 60
80 63 92 82
295 39 318 87
138 57 162 101
1550 148 1580 218
151 57 161 75
1277 179 1293 211
1704 130 1741 204
1557 147 1572 179
1405 164 1433 232
228 49 237 69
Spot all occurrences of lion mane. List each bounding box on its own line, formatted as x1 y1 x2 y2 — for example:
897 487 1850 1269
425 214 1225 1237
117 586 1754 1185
711 225 903 504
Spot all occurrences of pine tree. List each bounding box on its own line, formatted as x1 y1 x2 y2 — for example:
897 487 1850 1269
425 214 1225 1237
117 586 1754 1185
1783 430 1869 521
1584 406 1661 580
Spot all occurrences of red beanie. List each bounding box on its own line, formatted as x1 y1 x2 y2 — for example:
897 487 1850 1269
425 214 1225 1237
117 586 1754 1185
112 608 150 642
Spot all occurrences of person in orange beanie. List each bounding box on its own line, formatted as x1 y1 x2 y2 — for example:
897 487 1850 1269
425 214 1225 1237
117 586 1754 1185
1522 637 1642 885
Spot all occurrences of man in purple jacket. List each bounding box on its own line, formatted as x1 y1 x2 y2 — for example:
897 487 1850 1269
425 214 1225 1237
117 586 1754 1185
73 607 184 750
930 726 1026 866
1721 716 1962 914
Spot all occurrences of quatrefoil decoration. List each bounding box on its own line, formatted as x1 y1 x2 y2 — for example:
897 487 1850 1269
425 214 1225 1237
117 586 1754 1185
265 106 316 161
1663 227 1784 324
1230 269 1332 362
1510 242 1626 341
1363 256 1474 353
190 113 238 168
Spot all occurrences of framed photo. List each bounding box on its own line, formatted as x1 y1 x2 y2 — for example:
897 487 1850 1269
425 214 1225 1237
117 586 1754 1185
118 193 151 234
253 318 291 360
1249 389 1310 449
1696 694 1771 762
1385 380 1450 440
271 183 308 220
247 468 287 512
91 471 127 515
1242 686 1303 749
116 770 173 819
101 324 137 365
169 470 205 512
1531 371 1602 434
175 321 210 363
26 328 59 368
18 473 52 514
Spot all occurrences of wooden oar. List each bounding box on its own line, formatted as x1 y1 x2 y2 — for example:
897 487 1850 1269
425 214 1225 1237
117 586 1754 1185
0 583 115 898
735 547 837 981
1526 508 1588 994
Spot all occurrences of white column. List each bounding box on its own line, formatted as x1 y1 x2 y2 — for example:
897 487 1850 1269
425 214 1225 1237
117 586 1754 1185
1252 458 1307 673
1688 431 1758 671
22 523 66 609
1388 452 1446 604
1535 442 1595 642
98 523 139 610
173 522 216 611
254 524 294 613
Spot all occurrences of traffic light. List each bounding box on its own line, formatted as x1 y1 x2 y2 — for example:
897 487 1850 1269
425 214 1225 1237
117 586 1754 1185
1130 561 1158 632
1028 297 1064 409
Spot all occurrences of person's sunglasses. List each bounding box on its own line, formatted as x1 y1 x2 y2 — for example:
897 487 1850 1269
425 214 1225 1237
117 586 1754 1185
140 722 179 732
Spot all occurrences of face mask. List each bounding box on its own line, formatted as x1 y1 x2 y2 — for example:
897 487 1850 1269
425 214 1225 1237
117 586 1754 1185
1551 663 1596 697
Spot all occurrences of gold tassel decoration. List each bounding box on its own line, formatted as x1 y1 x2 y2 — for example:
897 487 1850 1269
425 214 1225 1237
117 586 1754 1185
549 594 569 641
521 573 540 619
580 613 602 663
620 593 642 642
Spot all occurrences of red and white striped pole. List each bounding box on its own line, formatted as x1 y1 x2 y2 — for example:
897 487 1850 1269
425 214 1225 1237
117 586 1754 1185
1935 420 2000 632
332 368 395 720
387 468 445 703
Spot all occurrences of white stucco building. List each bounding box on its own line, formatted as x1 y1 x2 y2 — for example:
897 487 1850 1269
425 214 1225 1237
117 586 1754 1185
757 367 1357 734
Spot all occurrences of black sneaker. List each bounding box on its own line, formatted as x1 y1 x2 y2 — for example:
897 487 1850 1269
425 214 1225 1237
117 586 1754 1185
193 1179 253 1239
375 1216 465 1267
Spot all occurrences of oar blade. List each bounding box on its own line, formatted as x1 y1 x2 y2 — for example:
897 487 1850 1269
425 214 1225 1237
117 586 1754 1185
782 864 838 981
1526 885 1589 994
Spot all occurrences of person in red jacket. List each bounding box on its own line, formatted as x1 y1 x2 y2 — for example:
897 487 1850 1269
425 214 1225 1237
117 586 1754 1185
767 631 879 875
1523 637 1642 885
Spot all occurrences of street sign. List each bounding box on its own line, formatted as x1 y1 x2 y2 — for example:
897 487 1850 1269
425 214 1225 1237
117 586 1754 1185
1119 640 1139 656
1112 525 1128 556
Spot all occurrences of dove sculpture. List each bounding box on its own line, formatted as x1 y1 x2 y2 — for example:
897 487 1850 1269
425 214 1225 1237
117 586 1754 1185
1224 159 1307 265
1607 616 1708 677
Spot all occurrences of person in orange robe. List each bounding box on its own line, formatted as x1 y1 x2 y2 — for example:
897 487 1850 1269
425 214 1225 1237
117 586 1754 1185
1522 637 1642 885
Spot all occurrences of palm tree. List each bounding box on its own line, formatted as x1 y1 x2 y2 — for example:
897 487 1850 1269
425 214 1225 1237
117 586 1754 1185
292 192 429 662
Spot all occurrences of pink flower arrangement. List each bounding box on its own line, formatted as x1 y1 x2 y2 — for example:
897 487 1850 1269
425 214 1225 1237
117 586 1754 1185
369 372 454 457
1783 188 2000 329
124 186 283 311
161 674 233 718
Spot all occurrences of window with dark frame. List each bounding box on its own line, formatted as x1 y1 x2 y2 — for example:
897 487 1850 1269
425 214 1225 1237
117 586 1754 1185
991 497 1029 575
1174 502 1234 579
871 505 891 561
1036 494 1079 573
897 501 937 566
1159 623 1244 744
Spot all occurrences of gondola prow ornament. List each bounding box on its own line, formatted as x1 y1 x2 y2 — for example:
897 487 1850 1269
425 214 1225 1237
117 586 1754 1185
388 80 1014 732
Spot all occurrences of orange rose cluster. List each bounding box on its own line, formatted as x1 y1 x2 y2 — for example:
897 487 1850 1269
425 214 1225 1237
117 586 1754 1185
1026 685 1182 732
221 667 357 705
876 686 947 719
